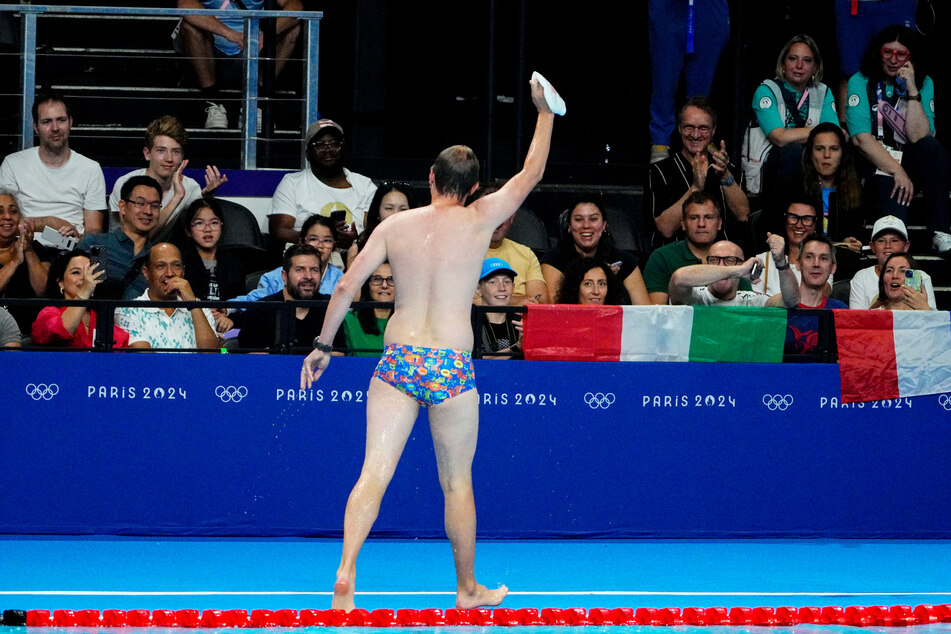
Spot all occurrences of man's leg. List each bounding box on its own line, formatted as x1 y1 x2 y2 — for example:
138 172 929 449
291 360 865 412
274 20 301 78
427 388 507 609
178 20 217 90
333 377 420 611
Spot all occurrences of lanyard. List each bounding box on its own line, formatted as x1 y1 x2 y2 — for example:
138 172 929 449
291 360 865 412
686 0 695 53
876 82 884 140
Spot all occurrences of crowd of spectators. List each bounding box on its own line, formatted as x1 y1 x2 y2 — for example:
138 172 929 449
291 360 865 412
1 8 947 359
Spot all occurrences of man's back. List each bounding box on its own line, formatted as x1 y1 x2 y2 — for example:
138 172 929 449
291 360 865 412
379 201 496 351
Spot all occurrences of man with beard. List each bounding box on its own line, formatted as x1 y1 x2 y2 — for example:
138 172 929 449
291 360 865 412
0 93 107 237
115 242 219 350
268 119 377 255
239 243 330 351
643 191 754 304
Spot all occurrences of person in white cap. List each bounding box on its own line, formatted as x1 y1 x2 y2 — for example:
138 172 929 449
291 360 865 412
849 214 936 309
268 119 377 257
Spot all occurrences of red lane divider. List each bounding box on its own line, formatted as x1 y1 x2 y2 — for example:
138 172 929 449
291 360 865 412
9 604 951 627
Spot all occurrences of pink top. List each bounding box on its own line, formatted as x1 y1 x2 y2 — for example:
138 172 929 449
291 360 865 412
32 305 130 348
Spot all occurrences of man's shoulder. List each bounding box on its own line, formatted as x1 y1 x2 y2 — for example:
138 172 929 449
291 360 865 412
0 147 36 170
649 239 689 260
343 168 376 189
497 238 536 258
649 155 685 182
826 298 849 309
65 149 103 171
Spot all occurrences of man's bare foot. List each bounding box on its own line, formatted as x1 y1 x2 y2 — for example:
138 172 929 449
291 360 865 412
332 576 355 612
456 583 508 609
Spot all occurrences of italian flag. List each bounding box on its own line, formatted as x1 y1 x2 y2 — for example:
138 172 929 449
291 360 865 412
522 305 787 363
834 310 951 403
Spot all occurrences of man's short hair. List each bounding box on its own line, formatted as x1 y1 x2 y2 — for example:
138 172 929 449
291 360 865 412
300 214 336 240
120 175 163 202
431 145 480 201
798 233 837 265
682 190 722 220
282 243 321 272
32 92 71 122
677 96 718 128
145 115 187 150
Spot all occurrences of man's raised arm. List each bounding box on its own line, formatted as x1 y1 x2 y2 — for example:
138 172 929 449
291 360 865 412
474 78 556 227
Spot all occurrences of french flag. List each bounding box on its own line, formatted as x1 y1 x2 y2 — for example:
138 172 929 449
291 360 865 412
835 310 951 403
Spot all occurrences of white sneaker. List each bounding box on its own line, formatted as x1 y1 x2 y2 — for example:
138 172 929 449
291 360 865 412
204 102 228 129
933 231 951 254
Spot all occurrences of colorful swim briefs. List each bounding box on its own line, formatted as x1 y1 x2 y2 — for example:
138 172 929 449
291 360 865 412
372 343 476 407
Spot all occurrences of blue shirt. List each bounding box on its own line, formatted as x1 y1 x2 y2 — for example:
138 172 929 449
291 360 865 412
231 263 343 307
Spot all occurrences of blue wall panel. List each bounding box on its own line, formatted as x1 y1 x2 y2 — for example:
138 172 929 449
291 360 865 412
3 352 949 537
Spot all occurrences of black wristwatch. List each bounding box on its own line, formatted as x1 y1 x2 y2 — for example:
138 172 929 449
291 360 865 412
312 339 333 353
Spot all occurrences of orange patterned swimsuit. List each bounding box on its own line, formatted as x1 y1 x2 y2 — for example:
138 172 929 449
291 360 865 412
372 344 476 406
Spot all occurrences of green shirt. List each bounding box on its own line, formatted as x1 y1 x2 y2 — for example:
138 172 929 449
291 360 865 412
343 311 388 357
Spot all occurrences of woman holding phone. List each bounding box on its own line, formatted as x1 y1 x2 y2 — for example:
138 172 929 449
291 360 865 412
32 248 130 347
872 252 930 310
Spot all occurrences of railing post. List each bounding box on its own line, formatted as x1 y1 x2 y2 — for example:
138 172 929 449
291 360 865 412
241 16 260 169
18 9 37 150
303 17 320 168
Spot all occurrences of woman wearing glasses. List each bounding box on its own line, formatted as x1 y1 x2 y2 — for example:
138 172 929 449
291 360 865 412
341 262 394 357
751 197 827 296
751 35 838 200
845 24 951 253
175 197 250 332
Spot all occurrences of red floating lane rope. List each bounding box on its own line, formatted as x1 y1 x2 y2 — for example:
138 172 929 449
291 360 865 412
8 604 951 627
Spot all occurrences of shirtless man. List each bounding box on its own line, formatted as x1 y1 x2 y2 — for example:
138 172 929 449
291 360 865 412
301 79 555 612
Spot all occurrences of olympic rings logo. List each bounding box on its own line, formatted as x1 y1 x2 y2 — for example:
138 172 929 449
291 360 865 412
215 385 248 403
938 394 951 411
762 394 793 411
584 392 616 409
25 383 59 401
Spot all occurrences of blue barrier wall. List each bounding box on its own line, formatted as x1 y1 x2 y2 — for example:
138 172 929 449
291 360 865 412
3 352 950 538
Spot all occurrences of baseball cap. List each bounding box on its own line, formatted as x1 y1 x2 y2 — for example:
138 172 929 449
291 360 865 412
871 215 908 241
479 258 517 283
306 119 344 144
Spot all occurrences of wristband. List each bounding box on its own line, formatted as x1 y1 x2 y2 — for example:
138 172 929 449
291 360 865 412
906 94 921 102
720 174 735 187
774 259 790 271
312 340 333 353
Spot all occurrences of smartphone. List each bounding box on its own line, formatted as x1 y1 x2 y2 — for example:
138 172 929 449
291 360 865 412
41 226 77 251
89 245 107 274
750 261 763 280
904 269 923 292
329 210 347 224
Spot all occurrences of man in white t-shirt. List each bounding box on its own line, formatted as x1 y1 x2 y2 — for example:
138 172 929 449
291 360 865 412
108 115 227 240
268 119 377 252
669 237 799 307
849 215 937 309
0 93 106 237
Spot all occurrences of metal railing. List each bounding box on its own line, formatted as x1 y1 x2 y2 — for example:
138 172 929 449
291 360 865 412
0 3 322 169
1 297 840 362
